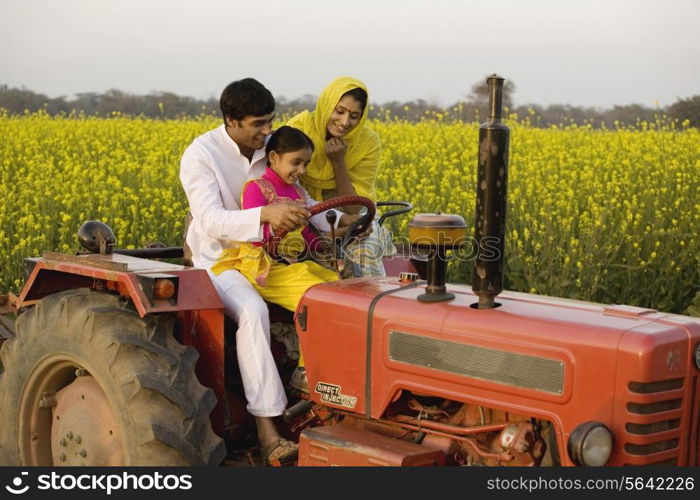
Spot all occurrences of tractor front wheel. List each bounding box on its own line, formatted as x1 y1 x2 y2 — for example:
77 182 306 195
0 288 225 466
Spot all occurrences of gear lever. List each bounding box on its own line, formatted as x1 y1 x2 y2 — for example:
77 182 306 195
325 211 341 274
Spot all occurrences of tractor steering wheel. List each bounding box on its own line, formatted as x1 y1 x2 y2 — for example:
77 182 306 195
270 195 376 259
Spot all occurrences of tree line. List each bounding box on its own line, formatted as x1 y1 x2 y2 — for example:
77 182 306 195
1 81 698 128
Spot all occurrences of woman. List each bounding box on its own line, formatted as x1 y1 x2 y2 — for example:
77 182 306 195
287 76 395 276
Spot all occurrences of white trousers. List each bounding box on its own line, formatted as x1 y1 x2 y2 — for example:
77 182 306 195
206 268 288 417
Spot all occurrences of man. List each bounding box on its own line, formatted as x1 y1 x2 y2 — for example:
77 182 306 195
180 78 338 465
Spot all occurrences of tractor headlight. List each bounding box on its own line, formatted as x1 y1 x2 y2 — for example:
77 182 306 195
695 342 700 370
568 421 613 466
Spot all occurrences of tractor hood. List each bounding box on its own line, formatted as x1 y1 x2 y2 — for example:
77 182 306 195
297 277 700 465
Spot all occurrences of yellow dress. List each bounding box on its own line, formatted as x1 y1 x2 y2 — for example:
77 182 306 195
211 235 338 313
211 175 340 367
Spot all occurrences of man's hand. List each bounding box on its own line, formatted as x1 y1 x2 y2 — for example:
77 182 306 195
261 203 311 233
325 137 347 164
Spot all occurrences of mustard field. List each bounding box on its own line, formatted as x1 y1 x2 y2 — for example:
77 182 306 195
1 111 698 314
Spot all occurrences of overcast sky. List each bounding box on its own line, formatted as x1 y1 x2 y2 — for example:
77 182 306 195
1 0 698 108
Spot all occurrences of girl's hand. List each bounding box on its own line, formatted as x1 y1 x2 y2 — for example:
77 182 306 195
325 137 347 164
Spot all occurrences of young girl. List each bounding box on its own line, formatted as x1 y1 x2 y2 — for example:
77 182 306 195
212 126 354 392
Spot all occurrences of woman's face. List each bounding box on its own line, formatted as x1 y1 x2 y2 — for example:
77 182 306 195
326 95 363 138
269 148 312 185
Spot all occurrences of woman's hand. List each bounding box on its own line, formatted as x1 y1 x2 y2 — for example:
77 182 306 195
325 137 348 164
326 138 361 214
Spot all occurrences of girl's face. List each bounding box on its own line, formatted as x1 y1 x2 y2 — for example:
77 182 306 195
269 148 312 184
326 95 363 138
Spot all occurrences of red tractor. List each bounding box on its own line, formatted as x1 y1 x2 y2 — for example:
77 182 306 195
1 77 698 467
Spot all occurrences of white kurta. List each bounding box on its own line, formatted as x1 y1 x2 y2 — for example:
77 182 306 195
180 124 337 417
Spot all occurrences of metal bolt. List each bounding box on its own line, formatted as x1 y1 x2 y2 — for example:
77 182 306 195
79 449 87 458
67 431 74 440
58 453 66 462
39 391 57 408
75 367 87 377
75 435 82 444
59 439 67 447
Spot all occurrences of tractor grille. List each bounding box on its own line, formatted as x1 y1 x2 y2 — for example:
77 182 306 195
623 378 684 465
689 375 699 466
388 330 565 394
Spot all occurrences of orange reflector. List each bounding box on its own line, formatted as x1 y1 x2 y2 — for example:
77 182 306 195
153 279 176 300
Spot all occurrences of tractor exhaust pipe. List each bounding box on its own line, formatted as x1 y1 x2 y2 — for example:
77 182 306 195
472 75 510 309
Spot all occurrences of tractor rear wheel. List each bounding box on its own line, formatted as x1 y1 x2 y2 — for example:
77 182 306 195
0 288 225 466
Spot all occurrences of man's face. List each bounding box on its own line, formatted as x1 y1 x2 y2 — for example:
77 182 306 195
227 113 275 152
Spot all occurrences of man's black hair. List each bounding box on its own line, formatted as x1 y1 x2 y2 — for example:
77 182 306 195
342 88 368 113
220 78 275 123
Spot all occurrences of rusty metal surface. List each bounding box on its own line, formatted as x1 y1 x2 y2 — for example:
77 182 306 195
16 256 222 316
110 247 184 259
43 252 128 272
299 424 444 466
105 253 187 272
51 376 124 465
21 270 94 304
472 75 509 308
43 251 188 273
391 414 508 436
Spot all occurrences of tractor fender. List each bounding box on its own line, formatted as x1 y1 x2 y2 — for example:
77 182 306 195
16 253 223 317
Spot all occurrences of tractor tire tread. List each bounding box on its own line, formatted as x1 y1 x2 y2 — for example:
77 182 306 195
0 289 224 466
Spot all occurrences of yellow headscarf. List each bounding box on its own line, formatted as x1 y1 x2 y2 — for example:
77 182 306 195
286 76 381 201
